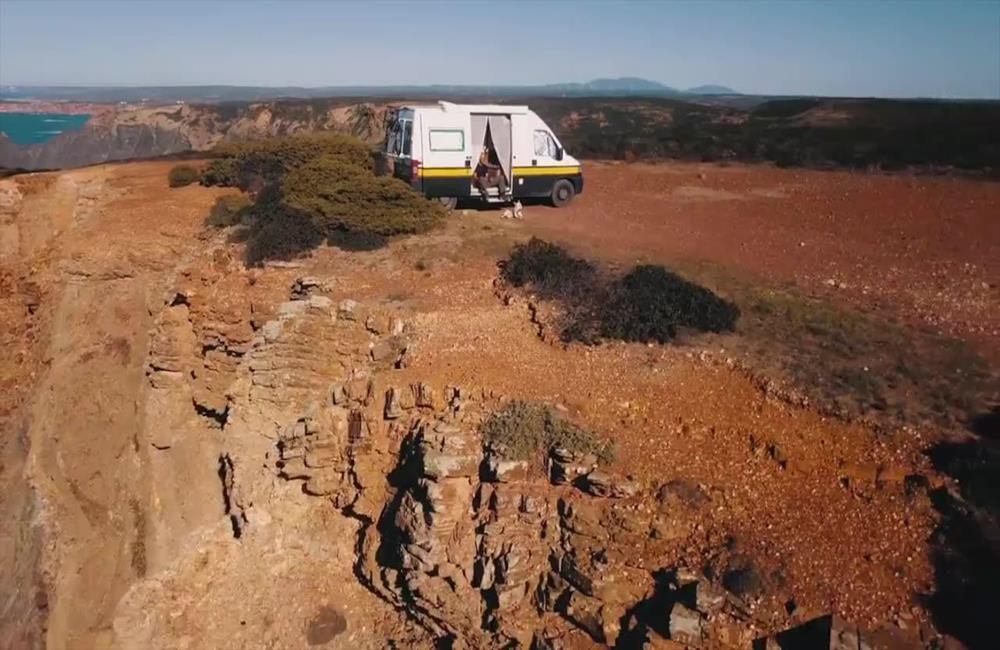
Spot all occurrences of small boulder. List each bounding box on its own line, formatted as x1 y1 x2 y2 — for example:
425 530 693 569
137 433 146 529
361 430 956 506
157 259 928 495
549 448 597 485
337 299 359 321
370 340 395 363
291 276 322 299
485 454 530 482
656 479 709 511
414 382 441 410
692 580 726 614
668 603 705 646
261 320 283 342
277 300 308 318
308 295 332 312
384 387 404 419
580 470 639 498
399 386 416 410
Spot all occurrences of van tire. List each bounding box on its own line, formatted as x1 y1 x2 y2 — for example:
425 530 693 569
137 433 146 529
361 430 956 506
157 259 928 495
437 197 458 211
551 180 575 207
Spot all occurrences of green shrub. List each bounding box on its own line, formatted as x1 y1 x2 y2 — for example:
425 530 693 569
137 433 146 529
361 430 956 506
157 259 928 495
167 164 199 188
281 155 444 237
202 133 441 264
501 237 599 297
200 133 373 190
600 265 739 343
480 400 614 464
200 157 243 187
500 240 739 344
241 203 324 266
205 194 252 228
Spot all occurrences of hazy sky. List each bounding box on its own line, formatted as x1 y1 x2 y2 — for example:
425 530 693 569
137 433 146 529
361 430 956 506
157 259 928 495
1 0 998 98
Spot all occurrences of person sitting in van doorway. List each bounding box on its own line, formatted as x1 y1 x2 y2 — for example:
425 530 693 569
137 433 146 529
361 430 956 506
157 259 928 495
474 145 508 202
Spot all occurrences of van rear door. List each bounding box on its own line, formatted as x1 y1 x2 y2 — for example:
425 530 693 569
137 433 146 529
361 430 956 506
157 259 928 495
417 111 472 199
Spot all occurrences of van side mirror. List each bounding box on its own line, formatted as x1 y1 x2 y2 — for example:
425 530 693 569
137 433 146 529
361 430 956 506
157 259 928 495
555 146 564 161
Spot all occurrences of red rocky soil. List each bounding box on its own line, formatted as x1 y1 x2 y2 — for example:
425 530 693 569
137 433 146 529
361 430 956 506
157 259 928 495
528 162 1000 359
0 160 996 649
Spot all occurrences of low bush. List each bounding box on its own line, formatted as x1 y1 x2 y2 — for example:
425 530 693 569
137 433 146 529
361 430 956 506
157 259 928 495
200 157 243 188
480 400 614 464
167 164 199 188
205 194 252 228
501 237 599 298
240 203 324 266
282 155 444 237
201 133 443 264
500 240 738 344
600 265 740 343
200 133 373 190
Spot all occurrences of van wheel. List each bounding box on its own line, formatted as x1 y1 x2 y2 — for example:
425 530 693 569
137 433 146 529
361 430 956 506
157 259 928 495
550 180 575 207
437 197 458 211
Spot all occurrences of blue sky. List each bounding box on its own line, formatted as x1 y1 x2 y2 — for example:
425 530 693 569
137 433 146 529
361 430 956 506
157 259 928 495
1 0 998 98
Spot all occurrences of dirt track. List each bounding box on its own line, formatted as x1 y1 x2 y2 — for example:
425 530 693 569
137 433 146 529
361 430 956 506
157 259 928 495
1 160 997 648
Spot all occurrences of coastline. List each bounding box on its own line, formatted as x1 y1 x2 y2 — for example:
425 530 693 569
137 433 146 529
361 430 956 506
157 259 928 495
0 100 117 115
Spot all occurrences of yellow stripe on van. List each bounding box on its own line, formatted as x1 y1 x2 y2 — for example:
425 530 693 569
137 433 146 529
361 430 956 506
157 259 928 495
419 165 581 178
512 166 581 176
419 168 472 178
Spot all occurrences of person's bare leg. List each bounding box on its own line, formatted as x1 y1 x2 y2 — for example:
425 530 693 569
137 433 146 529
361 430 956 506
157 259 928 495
474 176 489 202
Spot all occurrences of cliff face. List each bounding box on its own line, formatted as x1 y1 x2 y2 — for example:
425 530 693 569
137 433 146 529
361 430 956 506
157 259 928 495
3 160 977 649
0 100 373 170
0 125 192 170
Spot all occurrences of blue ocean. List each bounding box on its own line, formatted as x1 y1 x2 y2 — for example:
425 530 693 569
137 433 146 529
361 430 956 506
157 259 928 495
0 112 91 145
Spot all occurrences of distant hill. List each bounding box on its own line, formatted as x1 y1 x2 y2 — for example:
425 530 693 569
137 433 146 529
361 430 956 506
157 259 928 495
686 84 739 95
581 77 678 93
0 78 736 103
3 95 999 173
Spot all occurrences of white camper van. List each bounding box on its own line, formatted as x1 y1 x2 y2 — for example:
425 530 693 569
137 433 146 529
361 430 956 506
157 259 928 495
382 102 583 209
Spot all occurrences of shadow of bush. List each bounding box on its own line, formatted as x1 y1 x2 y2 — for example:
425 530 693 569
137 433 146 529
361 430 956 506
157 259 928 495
925 421 1000 648
600 265 740 343
205 194 253 228
326 229 388 252
236 204 325 267
501 238 738 344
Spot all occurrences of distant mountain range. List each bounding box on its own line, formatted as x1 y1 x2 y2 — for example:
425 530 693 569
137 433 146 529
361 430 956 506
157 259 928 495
0 78 740 103
685 84 739 95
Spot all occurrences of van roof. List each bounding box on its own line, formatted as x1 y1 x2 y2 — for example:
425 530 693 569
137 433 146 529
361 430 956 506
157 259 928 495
402 101 530 115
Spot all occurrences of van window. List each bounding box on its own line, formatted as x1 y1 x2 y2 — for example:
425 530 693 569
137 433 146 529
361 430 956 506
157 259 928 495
533 130 557 158
429 129 464 152
386 122 402 155
401 120 413 156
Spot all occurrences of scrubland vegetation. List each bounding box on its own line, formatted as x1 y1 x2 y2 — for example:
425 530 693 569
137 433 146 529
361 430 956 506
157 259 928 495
167 164 199 187
531 97 1000 172
481 400 615 464
501 237 739 344
176 133 443 263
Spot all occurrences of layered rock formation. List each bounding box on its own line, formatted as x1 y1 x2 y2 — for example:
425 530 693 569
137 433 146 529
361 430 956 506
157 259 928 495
135 265 926 648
